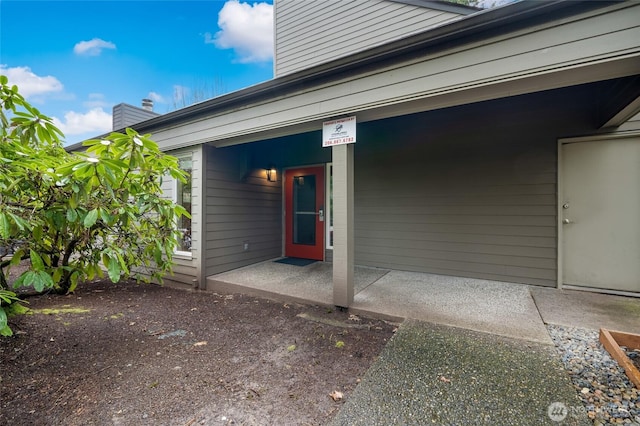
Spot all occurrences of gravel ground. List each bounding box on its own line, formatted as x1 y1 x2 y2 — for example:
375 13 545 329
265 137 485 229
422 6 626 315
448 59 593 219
547 325 640 425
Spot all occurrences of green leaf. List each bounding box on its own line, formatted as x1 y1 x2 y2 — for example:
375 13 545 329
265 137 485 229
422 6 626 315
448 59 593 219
0 213 10 239
36 271 54 291
89 175 100 188
0 308 11 337
32 273 45 292
68 271 80 293
16 271 35 289
0 290 18 305
9 250 24 267
84 209 98 228
8 213 29 231
32 225 43 241
174 204 190 218
30 249 44 270
66 208 78 223
99 208 112 224
52 267 63 284
69 194 78 209
107 258 121 283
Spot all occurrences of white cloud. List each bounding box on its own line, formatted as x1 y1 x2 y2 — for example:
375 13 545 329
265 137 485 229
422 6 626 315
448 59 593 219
0 65 63 98
52 107 112 136
73 38 116 56
147 91 166 104
206 0 273 63
83 93 109 109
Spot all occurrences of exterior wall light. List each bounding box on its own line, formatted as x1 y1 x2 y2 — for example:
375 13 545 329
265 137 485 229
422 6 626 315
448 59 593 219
266 166 277 182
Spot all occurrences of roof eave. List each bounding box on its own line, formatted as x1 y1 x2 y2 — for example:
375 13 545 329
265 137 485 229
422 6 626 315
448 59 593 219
111 0 615 137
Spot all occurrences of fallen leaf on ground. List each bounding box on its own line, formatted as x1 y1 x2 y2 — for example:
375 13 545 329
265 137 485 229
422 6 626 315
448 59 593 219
193 341 207 347
329 390 343 401
439 376 451 383
348 314 361 322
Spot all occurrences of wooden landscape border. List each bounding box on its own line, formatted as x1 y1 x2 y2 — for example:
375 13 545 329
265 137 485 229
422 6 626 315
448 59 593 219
599 328 640 389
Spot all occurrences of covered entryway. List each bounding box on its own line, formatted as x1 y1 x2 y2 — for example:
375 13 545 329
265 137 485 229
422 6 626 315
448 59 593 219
560 135 640 294
284 166 325 260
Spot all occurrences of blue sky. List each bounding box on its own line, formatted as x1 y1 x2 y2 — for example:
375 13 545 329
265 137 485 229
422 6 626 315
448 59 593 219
1 0 274 144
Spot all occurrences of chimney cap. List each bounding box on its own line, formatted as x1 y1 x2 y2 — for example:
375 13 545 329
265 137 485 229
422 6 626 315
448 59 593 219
141 98 153 111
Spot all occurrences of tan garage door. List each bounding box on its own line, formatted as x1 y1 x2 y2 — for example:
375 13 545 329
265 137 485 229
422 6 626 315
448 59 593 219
561 137 640 293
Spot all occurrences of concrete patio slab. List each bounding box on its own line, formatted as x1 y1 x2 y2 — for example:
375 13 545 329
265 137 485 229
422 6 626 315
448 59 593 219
351 271 552 344
530 287 640 334
208 262 551 344
206 260 389 306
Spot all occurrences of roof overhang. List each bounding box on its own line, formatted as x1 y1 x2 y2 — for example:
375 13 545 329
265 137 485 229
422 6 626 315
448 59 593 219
69 0 634 152
130 1 616 133
598 75 640 129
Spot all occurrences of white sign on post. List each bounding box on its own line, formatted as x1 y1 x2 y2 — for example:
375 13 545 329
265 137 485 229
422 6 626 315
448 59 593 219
322 116 356 147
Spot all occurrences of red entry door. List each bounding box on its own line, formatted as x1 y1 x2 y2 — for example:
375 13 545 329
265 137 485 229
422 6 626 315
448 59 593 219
285 166 325 260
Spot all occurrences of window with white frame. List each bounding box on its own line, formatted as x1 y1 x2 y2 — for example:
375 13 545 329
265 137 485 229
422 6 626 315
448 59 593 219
175 156 193 254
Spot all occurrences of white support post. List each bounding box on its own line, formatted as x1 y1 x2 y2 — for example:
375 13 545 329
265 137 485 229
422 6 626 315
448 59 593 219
332 143 354 307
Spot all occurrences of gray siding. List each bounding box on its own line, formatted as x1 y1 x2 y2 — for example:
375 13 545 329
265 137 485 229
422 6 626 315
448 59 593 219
274 0 463 77
204 146 283 276
352 89 598 287
160 146 202 288
204 133 331 276
112 103 160 131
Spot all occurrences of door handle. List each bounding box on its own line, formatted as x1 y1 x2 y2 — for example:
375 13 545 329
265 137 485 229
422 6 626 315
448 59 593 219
318 208 324 222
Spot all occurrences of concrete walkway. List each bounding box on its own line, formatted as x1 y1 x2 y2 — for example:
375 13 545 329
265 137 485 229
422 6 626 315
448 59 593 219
330 320 590 426
208 259 640 425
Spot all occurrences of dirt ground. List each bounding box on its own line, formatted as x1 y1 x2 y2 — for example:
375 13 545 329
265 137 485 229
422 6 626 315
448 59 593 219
0 277 396 425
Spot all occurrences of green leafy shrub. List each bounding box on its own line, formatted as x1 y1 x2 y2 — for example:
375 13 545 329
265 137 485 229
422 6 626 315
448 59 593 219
0 74 189 334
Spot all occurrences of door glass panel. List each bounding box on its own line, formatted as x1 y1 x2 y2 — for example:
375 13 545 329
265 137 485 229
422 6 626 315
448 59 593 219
293 175 316 245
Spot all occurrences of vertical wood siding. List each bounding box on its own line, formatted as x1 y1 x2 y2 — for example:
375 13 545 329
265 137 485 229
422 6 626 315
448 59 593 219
352 89 598 287
274 0 462 77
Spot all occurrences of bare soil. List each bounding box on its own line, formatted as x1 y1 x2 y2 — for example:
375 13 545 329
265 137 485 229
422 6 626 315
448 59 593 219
0 278 396 425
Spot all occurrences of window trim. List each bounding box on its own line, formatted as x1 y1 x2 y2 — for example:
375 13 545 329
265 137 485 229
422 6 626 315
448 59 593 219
173 154 193 258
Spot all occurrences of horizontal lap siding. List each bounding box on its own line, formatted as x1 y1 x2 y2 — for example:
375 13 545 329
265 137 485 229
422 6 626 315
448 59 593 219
275 0 461 77
355 161 559 285
204 146 282 276
112 104 159 130
353 94 594 286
